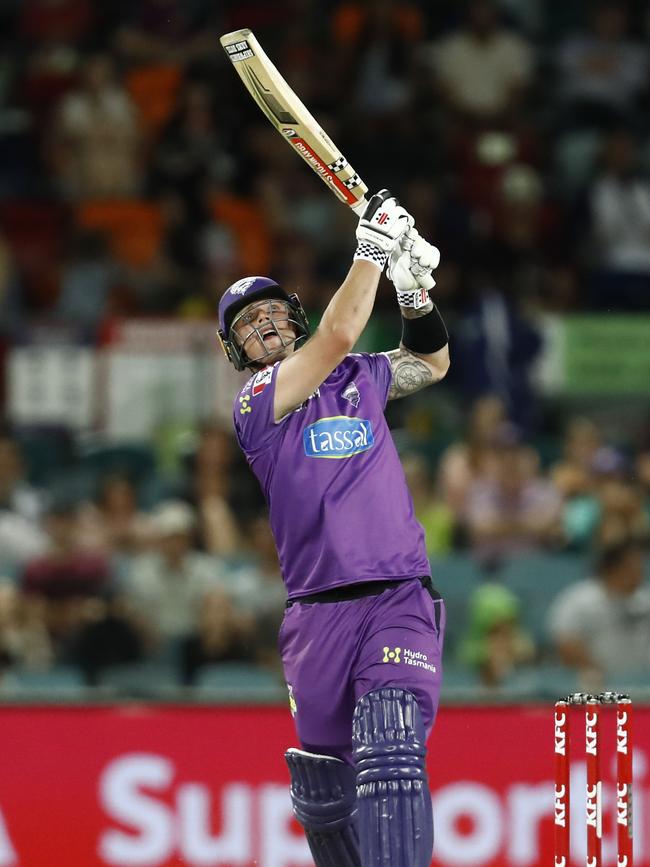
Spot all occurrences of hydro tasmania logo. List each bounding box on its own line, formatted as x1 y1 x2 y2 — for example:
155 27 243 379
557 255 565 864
303 416 374 459
382 646 437 673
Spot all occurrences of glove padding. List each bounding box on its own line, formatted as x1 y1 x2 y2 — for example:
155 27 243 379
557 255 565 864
355 189 414 254
387 228 441 308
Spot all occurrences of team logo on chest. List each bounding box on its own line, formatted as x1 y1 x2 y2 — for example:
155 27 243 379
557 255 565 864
252 367 273 396
341 381 361 407
303 416 374 458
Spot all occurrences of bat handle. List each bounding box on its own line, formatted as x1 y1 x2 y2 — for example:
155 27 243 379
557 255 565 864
350 198 369 216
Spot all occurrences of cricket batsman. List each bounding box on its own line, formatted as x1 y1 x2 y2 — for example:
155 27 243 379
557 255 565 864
217 189 449 866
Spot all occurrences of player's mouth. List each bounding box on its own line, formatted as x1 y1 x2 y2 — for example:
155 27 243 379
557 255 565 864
261 327 280 343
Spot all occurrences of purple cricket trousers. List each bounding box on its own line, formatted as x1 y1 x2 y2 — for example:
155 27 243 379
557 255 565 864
278 576 445 765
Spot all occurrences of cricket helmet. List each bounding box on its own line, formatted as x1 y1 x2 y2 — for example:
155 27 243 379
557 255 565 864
217 276 310 371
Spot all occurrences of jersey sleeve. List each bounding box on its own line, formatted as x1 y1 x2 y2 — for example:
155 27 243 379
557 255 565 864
233 364 284 455
354 352 393 407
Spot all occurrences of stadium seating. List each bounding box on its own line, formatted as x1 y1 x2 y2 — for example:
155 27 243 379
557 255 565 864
194 662 284 702
75 200 164 267
96 660 178 698
210 194 272 274
124 63 182 139
75 441 156 484
498 553 588 646
3 665 86 698
430 555 485 651
502 664 579 700
16 425 76 486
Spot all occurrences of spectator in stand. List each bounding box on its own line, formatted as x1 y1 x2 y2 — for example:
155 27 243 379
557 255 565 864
425 0 534 126
451 264 543 433
399 174 473 274
17 0 96 137
213 513 285 670
637 448 650 523
590 447 648 548
0 235 25 339
400 452 455 556
183 424 246 557
113 0 215 67
183 512 287 682
179 588 257 685
465 422 563 565
552 417 602 490
458 582 535 687
66 591 144 685
54 228 116 334
552 417 602 549
124 186 208 313
554 1 647 129
488 164 553 292
0 582 53 678
333 0 423 118
19 0 95 48
547 537 650 690
0 429 47 570
77 473 153 556
49 52 142 199
269 230 330 313
0 429 44 522
148 79 234 201
438 395 506 522
582 127 650 310
123 500 235 655
20 496 113 658
558 444 648 551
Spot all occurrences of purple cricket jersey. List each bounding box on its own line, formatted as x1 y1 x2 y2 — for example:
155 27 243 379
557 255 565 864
233 352 430 599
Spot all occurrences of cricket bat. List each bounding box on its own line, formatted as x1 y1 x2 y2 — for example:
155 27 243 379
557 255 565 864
220 28 369 215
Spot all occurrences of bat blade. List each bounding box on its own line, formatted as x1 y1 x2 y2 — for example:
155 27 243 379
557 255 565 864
220 28 368 214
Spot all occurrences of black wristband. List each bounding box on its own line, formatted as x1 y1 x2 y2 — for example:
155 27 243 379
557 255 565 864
401 303 448 354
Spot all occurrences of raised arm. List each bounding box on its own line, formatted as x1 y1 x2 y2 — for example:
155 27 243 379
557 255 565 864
385 230 450 400
274 190 412 420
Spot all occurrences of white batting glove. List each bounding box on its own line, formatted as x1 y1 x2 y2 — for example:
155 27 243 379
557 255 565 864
354 189 414 269
387 228 441 309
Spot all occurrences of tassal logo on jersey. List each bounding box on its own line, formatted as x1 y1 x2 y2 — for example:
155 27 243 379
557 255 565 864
303 416 374 459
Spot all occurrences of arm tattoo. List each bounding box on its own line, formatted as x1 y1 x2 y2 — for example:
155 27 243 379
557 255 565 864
399 300 434 319
386 347 436 400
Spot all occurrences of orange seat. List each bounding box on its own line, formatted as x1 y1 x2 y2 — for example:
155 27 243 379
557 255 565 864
125 64 183 138
75 200 163 267
333 3 423 44
210 194 271 274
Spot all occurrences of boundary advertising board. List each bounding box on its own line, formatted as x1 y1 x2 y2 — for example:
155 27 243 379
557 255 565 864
0 704 647 866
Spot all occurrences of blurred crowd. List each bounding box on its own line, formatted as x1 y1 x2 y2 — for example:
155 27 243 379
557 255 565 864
0 420 284 688
0 0 650 697
0 0 650 343
1 394 649 694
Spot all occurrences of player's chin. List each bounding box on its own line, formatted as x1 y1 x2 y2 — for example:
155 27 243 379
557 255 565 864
265 344 292 363
249 343 291 365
